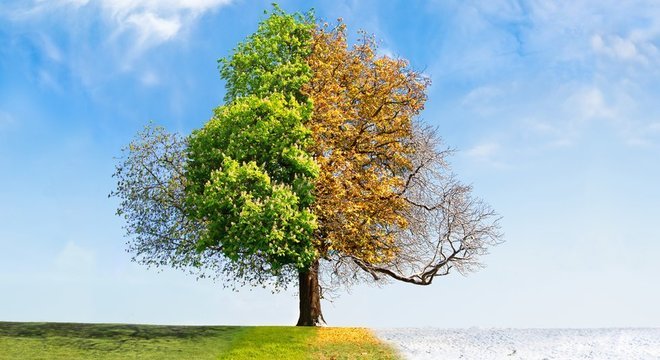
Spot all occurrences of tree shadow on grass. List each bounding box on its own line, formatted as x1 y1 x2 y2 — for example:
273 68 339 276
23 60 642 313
0 322 242 358
0 321 238 340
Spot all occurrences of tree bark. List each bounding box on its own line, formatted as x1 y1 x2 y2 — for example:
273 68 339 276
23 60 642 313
296 259 325 326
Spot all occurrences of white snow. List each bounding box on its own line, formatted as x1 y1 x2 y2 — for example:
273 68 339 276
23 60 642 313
374 328 660 360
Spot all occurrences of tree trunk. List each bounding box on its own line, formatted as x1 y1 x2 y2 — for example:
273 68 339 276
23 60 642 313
296 259 325 326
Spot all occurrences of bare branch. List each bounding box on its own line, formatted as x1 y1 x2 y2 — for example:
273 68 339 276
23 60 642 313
344 121 502 286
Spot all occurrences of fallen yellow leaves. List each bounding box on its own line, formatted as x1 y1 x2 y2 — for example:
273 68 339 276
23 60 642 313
311 327 400 359
315 327 382 345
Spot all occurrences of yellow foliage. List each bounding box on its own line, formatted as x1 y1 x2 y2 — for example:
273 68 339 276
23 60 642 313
304 23 430 264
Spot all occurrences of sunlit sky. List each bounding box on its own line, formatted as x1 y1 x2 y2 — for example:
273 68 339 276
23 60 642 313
1 0 659 328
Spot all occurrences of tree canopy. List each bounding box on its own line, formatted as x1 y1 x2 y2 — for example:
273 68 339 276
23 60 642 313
186 10 319 276
112 6 502 326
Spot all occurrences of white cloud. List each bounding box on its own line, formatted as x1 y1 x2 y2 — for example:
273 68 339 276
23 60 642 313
377 46 395 59
37 69 55 89
568 87 615 120
466 142 502 166
38 34 63 63
8 0 233 53
462 86 503 116
467 142 500 160
100 0 232 15
98 0 233 51
525 119 557 135
124 11 181 50
465 141 509 168
56 0 90 6
524 80 660 149
140 70 160 86
591 34 647 64
421 0 660 154
0 0 233 94
521 85 627 148
99 0 232 52
522 118 573 148
622 121 660 148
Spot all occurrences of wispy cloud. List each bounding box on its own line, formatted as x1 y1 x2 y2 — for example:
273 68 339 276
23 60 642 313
98 0 233 53
591 34 649 64
122 11 182 51
461 85 504 116
467 142 500 159
514 87 614 148
422 0 660 156
37 34 64 63
140 70 161 87
566 87 616 121
377 46 396 59
465 141 508 168
4 0 233 58
0 0 232 104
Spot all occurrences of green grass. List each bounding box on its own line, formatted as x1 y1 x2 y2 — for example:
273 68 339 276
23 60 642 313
0 322 400 359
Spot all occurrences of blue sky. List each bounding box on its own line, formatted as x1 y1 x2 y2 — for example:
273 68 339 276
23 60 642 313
1 0 659 328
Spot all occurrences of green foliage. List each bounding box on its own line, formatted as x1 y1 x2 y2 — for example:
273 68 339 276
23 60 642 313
219 5 314 102
185 7 319 274
112 7 320 289
191 156 317 269
111 4 501 300
186 94 318 201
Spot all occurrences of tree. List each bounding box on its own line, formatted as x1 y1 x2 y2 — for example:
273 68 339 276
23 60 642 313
112 7 502 327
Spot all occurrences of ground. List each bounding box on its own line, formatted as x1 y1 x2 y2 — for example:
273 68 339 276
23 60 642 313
376 327 660 360
0 322 399 360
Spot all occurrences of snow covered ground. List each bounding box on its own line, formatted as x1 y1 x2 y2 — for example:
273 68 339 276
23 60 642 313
375 328 660 359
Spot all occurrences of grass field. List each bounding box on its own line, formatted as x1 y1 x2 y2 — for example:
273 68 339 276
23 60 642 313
0 322 399 359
